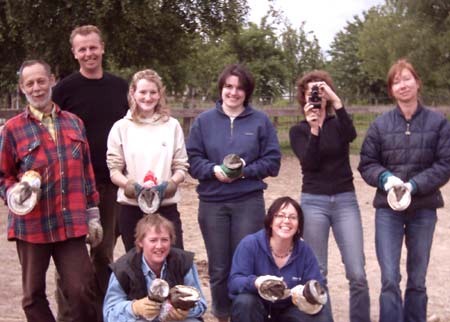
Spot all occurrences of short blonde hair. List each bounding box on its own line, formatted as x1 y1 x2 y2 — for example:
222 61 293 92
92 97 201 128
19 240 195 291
128 69 170 122
134 214 176 251
70 25 103 45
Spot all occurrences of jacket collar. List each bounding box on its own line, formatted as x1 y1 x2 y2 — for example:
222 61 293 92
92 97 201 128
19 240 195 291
25 103 61 121
394 101 424 120
215 100 254 118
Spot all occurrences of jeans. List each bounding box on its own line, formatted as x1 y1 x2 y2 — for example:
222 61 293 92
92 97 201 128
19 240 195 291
301 191 370 322
376 208 437 322
199 194 265 319
56 182 121 322
231 293 333 322
17 238 97 322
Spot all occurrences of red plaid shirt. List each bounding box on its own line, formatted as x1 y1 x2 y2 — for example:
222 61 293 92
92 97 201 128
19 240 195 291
0 104 99 243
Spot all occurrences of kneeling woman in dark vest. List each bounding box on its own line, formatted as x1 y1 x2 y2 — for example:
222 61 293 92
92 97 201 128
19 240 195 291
103 214 207 322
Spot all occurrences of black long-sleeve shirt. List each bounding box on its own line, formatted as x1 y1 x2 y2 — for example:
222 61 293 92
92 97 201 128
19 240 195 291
289 108 357 195
52 72 128 183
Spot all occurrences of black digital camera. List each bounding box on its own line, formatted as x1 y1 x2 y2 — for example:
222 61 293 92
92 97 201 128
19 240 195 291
308 85 321 109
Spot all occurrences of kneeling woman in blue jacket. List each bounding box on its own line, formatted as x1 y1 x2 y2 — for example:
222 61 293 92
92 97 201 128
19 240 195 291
228 196 333 322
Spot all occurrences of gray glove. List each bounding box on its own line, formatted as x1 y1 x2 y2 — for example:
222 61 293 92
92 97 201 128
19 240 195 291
14 181 33 205
86 207 103 248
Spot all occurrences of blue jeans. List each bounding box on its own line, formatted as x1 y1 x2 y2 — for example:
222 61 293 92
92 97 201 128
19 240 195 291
376 208 437 322
198 195 265 319
231 293 333 322
301 191 370 322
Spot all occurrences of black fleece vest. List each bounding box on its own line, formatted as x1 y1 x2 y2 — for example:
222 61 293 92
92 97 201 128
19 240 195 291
110 247 194 300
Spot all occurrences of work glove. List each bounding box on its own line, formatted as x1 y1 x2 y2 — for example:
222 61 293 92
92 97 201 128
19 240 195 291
165 307 190 321
162 179 177 199
132 297 162 320
7 170 42 215
255 275 289 302
86 207 103 248
124 179 144 199
291 280 327 315
383 175 404 192
220 154 245 179
403 181 415 194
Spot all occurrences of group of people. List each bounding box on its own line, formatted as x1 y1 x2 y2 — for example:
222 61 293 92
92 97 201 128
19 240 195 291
0 23 449 322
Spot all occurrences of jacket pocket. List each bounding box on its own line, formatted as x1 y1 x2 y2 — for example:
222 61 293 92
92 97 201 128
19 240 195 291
67 133 87 160
17 140 47 171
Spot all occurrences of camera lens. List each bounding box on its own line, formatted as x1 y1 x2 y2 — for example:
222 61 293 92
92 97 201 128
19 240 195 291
308 85 321 108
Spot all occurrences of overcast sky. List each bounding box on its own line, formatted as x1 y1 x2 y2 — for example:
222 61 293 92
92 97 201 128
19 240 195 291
247 0 386 52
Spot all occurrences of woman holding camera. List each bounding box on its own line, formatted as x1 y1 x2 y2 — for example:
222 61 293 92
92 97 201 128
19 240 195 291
289 70 370 322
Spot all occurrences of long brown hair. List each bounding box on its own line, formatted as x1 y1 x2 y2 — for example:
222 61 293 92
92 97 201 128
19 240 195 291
128 69 170 122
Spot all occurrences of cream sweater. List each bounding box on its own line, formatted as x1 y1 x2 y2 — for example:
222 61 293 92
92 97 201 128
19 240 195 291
106 111 188 206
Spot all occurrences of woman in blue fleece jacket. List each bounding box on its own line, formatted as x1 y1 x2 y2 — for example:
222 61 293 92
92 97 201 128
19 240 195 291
228 197 332 322
186 64 281 322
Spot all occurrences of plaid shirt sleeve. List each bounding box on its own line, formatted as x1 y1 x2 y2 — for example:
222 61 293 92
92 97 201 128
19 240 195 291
0 124 20 201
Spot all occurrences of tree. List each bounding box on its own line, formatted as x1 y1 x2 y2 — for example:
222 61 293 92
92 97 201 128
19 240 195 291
357 1 450 103
0 1 25 99
226 22 287 103
328 15 374 103
0 0 248 97
281 22 324 102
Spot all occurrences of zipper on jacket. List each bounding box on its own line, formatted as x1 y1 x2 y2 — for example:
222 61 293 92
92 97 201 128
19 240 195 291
405 122 411 179
230 118 234 137
405 122 411 136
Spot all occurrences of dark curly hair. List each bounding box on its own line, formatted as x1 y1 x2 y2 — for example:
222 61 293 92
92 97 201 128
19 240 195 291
296 70 336 115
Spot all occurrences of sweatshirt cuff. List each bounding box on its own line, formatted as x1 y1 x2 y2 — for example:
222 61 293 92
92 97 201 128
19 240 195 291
378 171 393 190
408 179 418 195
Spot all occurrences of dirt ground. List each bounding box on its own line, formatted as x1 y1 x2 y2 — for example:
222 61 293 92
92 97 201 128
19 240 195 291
0 155 449 322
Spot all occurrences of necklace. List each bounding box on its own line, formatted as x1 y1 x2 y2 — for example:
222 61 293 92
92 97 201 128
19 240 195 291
270 245 293 259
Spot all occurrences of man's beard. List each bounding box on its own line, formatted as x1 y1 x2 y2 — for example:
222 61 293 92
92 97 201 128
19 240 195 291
25 88 52 110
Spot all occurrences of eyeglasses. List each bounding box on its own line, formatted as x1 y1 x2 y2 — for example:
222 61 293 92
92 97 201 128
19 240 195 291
274 214 298 221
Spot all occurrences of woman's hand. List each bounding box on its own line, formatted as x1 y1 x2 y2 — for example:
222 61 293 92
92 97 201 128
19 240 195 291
316 81 343 109
214 165 237 183
304 103 321 135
